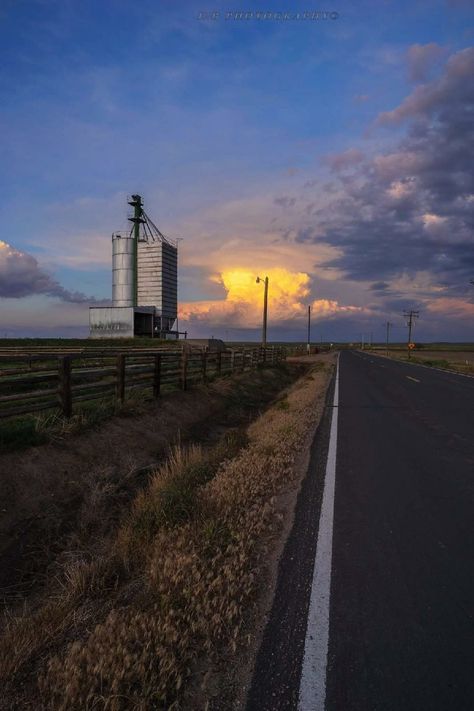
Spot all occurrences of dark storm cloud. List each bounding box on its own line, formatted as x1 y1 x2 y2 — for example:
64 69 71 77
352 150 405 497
301 47 474 295
377 46 473 125
370 281 390 291
0 241 107 303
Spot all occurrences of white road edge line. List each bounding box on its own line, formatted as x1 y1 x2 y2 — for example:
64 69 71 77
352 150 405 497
406 376 420 383
297 353 339 711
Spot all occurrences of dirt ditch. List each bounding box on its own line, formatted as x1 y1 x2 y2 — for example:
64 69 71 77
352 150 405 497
0 364 303 607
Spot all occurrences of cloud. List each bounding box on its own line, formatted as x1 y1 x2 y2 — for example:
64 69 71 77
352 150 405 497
0 240 107 304
324 148 365 173
377 47 474 124
299 47 474 301
179 267 364 328
406 43 447 83
370 281 390 292
425 297 474 319
172 192 343 281
274 196 296 208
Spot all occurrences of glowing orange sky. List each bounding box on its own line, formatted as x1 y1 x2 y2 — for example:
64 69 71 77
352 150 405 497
179 267 365 327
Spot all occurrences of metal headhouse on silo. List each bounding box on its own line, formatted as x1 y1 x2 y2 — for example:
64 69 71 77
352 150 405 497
89 195 180 339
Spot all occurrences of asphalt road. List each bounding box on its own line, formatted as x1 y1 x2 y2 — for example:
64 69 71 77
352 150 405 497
247 350 474 711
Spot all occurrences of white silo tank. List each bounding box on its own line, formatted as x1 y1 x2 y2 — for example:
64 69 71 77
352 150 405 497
112 232 135 307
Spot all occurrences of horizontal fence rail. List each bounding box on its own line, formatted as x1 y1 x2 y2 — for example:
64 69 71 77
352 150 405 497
0 346 285 420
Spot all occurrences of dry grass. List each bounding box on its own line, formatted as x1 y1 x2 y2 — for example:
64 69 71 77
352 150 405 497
382 349 474 375
0 367 296 607
1 360 332 710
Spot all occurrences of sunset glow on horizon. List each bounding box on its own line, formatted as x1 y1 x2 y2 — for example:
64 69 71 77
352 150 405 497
179 267 365 328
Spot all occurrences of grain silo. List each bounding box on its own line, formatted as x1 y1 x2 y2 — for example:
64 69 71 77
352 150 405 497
89 195 180 339
137 240 178 332
112 232 135 307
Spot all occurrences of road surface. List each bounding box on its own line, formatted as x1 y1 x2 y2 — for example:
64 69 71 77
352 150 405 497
247 350 474 711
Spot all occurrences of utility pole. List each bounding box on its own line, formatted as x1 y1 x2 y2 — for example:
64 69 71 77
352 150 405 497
256 275 269 349
403 310 419 359
361 333 365 350
307 304 311 355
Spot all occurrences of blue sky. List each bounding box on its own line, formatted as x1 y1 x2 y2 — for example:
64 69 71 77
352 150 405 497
0 0 473 340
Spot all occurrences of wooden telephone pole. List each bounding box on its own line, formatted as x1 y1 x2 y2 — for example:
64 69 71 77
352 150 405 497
403 310 419 359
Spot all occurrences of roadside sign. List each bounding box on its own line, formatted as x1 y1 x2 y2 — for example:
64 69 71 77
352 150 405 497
408 342 415 350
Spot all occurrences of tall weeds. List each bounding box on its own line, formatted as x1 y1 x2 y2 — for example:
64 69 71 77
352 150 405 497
2 362 331 710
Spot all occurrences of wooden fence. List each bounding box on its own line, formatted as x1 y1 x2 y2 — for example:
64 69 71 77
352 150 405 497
0 346 285 420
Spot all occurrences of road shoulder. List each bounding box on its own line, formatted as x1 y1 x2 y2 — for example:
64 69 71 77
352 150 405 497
243 358 337 711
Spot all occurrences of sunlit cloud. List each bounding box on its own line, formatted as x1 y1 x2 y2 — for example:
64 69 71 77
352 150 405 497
421 213 447 228
179 267 365 328
425 297 474 319
386 180 413 199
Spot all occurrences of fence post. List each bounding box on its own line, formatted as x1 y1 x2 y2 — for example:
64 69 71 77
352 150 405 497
153 354 161 398
201 351 207 382
230 350 235 373
217 351 222 376
181 348 188 391
116 354 126 403
58 355 72 418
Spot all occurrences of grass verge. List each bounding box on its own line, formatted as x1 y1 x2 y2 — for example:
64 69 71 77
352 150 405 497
382 351 473 375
